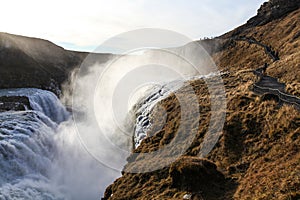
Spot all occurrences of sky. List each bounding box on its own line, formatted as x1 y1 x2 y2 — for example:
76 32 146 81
0 0 267 53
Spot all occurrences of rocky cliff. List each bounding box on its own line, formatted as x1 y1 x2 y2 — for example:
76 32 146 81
0 96 31 112
225 0 300 37
247 0 300 27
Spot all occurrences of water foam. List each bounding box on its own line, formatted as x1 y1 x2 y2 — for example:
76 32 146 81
0 89 67 199
0 88 70 123
0 88 119 200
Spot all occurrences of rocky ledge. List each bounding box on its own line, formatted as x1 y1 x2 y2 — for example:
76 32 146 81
0 96 32 112
247 0 300 27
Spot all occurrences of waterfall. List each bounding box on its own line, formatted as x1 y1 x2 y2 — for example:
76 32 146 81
0 110 63 200
0 88 70 123
0 88 119 200
0 70 223 199
133 74 213 148
134 84 171 147
0 88 68 199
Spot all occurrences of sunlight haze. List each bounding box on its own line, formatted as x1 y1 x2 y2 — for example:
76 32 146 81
1 0 267 52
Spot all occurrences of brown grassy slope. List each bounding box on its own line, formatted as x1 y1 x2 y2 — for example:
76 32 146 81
104 75 299 200
103 7 300 200
212 8 300 93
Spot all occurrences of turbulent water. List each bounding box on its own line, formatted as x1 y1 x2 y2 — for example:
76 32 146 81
0 88 65 199
0 88 69 124
134 73 222 148
133 81 181 147
0 88 118 200
0 86 179 199
0 71 222 199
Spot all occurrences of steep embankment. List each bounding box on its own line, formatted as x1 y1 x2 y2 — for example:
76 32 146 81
103 1 300 200
0 33 112 95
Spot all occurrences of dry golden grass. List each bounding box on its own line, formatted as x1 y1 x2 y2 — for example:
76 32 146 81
104 70 299 199
103 8 300 200
217 9 300 84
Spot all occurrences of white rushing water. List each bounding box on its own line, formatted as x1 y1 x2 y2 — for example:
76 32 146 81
0 88 118 200
133 82 179 148
0 70 225 199
0 88 70 123
133 72 222 148
0 84 194 199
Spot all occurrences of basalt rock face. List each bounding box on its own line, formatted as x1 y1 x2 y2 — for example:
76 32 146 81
247 0 300 27
226 0 300 37
0 96 32 112
0 32 112 96
168 157 229 197
103 157 233 200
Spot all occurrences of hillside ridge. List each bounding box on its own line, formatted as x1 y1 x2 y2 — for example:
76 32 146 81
0 32 112 95
102 1 300 199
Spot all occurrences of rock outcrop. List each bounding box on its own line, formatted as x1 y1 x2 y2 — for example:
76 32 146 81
247 0 300 27
226 0 300 37
169 157 227 193
0 96 31 111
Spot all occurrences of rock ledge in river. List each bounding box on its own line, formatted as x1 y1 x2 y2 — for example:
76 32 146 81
0 96 32 112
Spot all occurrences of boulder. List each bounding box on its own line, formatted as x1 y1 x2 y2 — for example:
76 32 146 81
169 157 225 192
0 96 32 112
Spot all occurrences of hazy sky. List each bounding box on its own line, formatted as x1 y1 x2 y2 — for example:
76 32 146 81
1 0 266 52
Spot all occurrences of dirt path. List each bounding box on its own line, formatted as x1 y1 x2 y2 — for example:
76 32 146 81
232 36 300 110
233 36 280 61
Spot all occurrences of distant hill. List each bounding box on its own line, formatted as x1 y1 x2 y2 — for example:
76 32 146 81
0 32 112 95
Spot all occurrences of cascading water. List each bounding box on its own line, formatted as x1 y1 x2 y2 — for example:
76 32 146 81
0 88 67 199
0 28 224 199
133 73 221 148
0 72 222 199
0 88 70 124
133 84 174 148
0 88 119 200
0 111 63 199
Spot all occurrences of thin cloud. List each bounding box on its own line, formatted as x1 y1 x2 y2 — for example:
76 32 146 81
0 0 266 52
